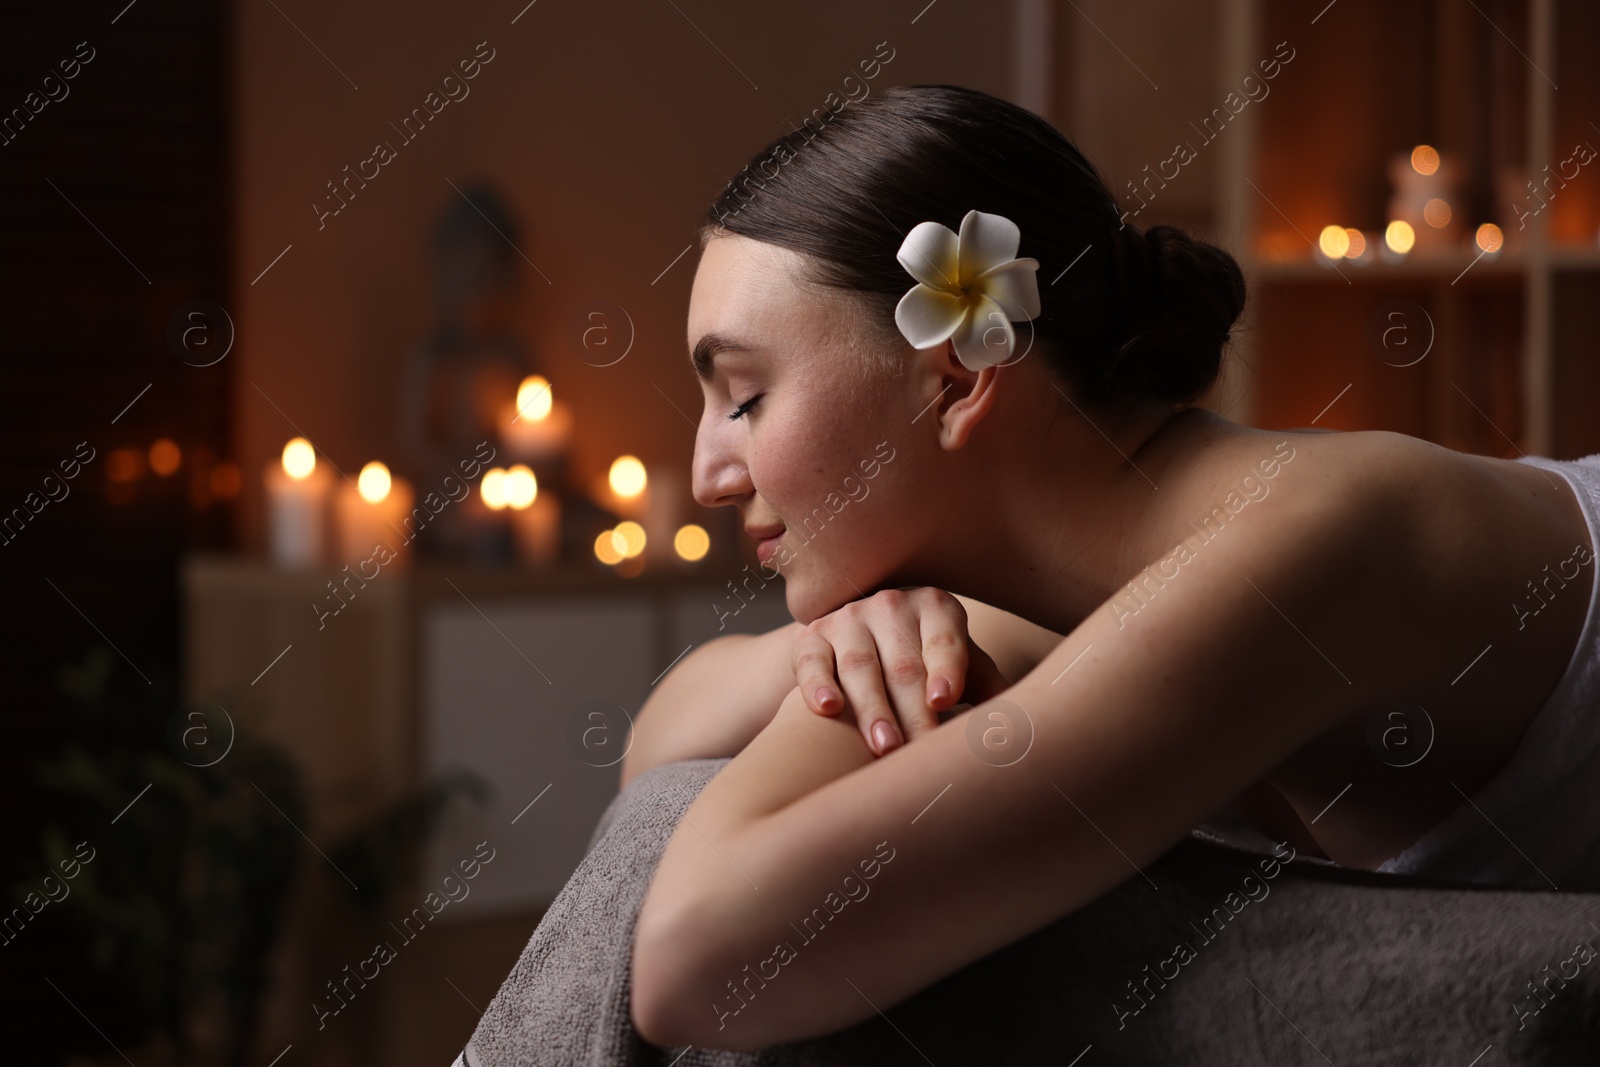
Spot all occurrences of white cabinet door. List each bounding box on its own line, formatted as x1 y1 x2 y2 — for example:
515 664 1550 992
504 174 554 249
421 595 653 918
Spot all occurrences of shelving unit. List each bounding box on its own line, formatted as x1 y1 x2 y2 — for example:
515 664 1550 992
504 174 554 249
1044 0 1599 457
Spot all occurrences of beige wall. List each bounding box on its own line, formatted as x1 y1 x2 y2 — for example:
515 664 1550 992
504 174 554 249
231 0 1017 553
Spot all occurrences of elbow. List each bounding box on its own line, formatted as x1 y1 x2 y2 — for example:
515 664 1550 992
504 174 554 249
631 899 722 1048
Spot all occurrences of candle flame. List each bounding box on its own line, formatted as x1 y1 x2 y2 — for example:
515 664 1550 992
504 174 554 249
674 524 710 561
282 438 316 480
517 376 553 423
609 455 647 499
505 465 537 509
1385 220 1415 254
358 461 392 504
1317 225 1350 259
482 467 509 510
614 521 646 558
594 528 624 565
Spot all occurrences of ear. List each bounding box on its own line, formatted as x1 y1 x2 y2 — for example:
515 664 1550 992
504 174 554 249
923 339 1001 451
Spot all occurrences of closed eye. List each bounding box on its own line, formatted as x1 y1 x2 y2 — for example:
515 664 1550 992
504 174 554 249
727 393 763 421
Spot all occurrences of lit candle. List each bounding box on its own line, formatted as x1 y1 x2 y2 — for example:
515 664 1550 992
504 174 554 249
1386 145 1459 254
643 465 690 564
335 460 415 568
498 376 574 463
506 464 561 566
264 437 332 568
592 454 649 521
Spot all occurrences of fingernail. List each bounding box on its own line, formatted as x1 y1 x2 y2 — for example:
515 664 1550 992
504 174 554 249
815 686 839 711
871 720 899 754
928 676 951 705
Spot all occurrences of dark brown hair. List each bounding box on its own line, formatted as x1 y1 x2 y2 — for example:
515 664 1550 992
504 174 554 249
702 83 1246 414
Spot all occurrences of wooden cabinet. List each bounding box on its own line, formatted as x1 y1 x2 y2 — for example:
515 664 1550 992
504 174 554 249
180 554 794 1063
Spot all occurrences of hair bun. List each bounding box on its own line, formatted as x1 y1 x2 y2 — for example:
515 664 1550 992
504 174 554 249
1112 224 1246 407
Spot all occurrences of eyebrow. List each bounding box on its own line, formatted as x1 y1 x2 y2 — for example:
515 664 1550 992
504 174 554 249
690 332 756 382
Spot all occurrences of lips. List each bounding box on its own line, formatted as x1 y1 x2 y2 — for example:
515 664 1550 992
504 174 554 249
745 524 784 566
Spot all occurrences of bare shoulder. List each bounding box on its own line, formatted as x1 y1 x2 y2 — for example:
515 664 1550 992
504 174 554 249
954 594 1065 681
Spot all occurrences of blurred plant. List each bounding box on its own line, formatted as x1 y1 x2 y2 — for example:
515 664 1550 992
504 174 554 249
330 767 491 914
25 645 491 1066
27 646 303 1067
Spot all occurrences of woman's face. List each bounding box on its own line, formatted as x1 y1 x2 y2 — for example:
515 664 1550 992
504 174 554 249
686 234 930 624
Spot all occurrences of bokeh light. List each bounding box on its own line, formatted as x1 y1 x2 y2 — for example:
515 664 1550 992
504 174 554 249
357 461 391 504
282 437 316 479
481 467 509 510
504 465 537 509
609 455 647 499
1385 220 1415 254
1318 225 1350 259
674 524 710 561
614 520 646 558
148 438 181 476
516 376 552 422
594 528 624 565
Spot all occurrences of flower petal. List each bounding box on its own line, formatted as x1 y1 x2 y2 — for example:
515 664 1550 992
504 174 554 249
897 221 961 292
973 257 1042 320
949 293 1014 370
895 283 967 349
956 210 1022 284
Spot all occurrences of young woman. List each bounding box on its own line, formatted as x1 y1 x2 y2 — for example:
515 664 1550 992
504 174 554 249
623 84 1600 1050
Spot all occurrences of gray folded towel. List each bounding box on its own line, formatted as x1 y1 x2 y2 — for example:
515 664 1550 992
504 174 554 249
455 758 1600 1065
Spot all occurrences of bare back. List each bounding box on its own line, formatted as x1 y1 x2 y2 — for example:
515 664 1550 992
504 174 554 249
1162 427 1596 869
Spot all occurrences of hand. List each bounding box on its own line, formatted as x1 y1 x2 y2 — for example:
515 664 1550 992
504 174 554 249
791 587 1010 756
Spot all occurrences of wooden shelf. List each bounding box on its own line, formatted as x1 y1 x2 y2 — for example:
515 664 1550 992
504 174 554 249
1246 250 1530 284
1048 0 1600 457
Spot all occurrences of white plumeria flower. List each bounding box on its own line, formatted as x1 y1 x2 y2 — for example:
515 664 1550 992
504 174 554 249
893 209 1042 371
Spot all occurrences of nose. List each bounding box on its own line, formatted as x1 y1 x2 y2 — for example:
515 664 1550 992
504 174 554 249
691 410 751 509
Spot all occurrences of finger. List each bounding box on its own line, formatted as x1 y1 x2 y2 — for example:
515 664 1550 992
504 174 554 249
830 632 905 756
961 641 1011 704
867 607 941 744
917 605 970 713
791 631 845 715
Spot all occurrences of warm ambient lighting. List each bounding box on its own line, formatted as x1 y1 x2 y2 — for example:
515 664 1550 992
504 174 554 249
609 455 647 499
282 437 317 480
357 461 392 504
210 462 241 498
1385 220 1416 254
1318 225 1350 259
516 375 553 422
674 523 710 561
613 520 646 558
1424 198 1452 228
1476 223 1504 253
148 438 181 476
504 464 537 510
1342 228 1367 259
481 467 509 510
106 447 145 483
594 528 624 565
1411 144 1440 176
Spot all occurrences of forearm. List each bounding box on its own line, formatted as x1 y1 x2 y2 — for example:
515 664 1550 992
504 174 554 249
620 621 805 788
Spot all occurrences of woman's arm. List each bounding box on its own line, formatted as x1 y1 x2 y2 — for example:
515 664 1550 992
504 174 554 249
631 482 1396 1049
621 622 804 789
621 599 1065 788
